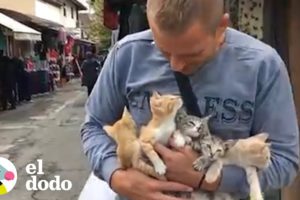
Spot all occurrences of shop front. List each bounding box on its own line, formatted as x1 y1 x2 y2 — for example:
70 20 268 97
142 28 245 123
0 12 41 57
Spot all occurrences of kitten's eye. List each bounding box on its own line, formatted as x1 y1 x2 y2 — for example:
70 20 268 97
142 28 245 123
188 121 196 126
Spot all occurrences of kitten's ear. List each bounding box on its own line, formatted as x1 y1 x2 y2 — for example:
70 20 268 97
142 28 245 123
176 98 183 109
224 139 237 151
203 114 212 122
152 91 160 98
176 107 186 117
254 132 269 142
122 107 130 118
103 125 113 135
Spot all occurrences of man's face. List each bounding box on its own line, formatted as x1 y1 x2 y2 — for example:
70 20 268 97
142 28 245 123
149 18 227 75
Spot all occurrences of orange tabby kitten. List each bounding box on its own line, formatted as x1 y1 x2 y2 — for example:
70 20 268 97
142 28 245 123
103 107 163 179
139 91 183 175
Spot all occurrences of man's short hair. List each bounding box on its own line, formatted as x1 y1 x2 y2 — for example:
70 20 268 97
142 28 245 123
147 0 224 34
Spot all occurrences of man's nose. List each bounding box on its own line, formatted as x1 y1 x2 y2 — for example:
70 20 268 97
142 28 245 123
170 56 186 72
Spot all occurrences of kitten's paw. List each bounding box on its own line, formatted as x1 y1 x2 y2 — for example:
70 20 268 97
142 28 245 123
184 136 192 144
205 170 219 183
250 193 264 200
154 161 167 175
193 159 204 171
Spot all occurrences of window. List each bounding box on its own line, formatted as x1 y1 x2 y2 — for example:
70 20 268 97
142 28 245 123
76 8 79 20
71 7 74 19
63 3 67 17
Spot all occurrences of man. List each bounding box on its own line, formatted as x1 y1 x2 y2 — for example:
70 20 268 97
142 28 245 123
0 52 16 110
12 56 30 103
0 50 5 110
81 52 101 96
81 0 299 199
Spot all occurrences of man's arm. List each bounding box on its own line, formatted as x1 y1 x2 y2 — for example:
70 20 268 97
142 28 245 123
217 49 300 197
80 46 127 185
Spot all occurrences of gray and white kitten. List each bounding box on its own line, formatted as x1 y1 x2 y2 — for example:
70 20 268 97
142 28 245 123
172 108 271 200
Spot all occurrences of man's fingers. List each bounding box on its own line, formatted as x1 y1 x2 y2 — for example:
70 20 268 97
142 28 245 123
158 181 193 192
154 143 174 160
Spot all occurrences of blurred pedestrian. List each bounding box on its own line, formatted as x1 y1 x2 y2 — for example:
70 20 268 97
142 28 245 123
81 52 101 96
0 53 16 110
0 50 5 110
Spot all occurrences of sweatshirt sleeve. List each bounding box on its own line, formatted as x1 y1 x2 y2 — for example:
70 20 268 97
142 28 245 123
218 49 300 197
80 45 127 186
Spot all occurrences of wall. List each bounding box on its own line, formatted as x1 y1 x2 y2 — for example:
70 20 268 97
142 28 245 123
35 0 62 25
283 0 300 199
61 0 78 28
0 0 35 15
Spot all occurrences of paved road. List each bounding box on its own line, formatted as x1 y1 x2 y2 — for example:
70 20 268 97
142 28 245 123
0 80 90 200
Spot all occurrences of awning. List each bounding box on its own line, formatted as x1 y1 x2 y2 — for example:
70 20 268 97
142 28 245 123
0 13 41 41
0 8 64 32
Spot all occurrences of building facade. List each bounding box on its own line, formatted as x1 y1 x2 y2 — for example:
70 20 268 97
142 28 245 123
0 0 86 32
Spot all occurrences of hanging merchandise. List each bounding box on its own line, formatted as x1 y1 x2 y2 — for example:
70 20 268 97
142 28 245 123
58 27 67 43
103 0 119 30
238 0 264 40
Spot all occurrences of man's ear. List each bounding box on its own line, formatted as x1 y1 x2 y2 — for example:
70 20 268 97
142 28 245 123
215 13 230 44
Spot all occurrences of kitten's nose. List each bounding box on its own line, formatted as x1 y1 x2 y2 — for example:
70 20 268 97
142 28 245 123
197 126 201 132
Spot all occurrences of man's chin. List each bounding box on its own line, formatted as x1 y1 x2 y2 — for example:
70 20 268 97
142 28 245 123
178 67 200 76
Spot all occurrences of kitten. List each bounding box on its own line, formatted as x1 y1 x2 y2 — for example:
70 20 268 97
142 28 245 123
139 91 183 175
103 107 164 180
212 134 271 200
175 108 229 171
174 108 271 200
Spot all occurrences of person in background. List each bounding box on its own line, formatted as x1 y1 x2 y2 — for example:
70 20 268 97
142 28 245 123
0 50 6 110
81 51 101 96
105 0 149 40
0 52 16 110
20 56 32 103
12 56 24 104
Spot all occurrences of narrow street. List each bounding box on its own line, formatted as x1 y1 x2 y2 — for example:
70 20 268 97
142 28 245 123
0 80 90 200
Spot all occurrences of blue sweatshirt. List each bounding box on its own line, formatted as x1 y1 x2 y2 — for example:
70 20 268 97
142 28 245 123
81 28 299 198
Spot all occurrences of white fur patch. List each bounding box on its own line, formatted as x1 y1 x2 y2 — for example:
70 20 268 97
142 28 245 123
153 159 167 175
172 131 186 147
154 118 176 145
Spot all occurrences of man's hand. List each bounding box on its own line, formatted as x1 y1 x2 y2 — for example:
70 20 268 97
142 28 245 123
154 143 221 191
154 143 202 188
110 168 193 200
